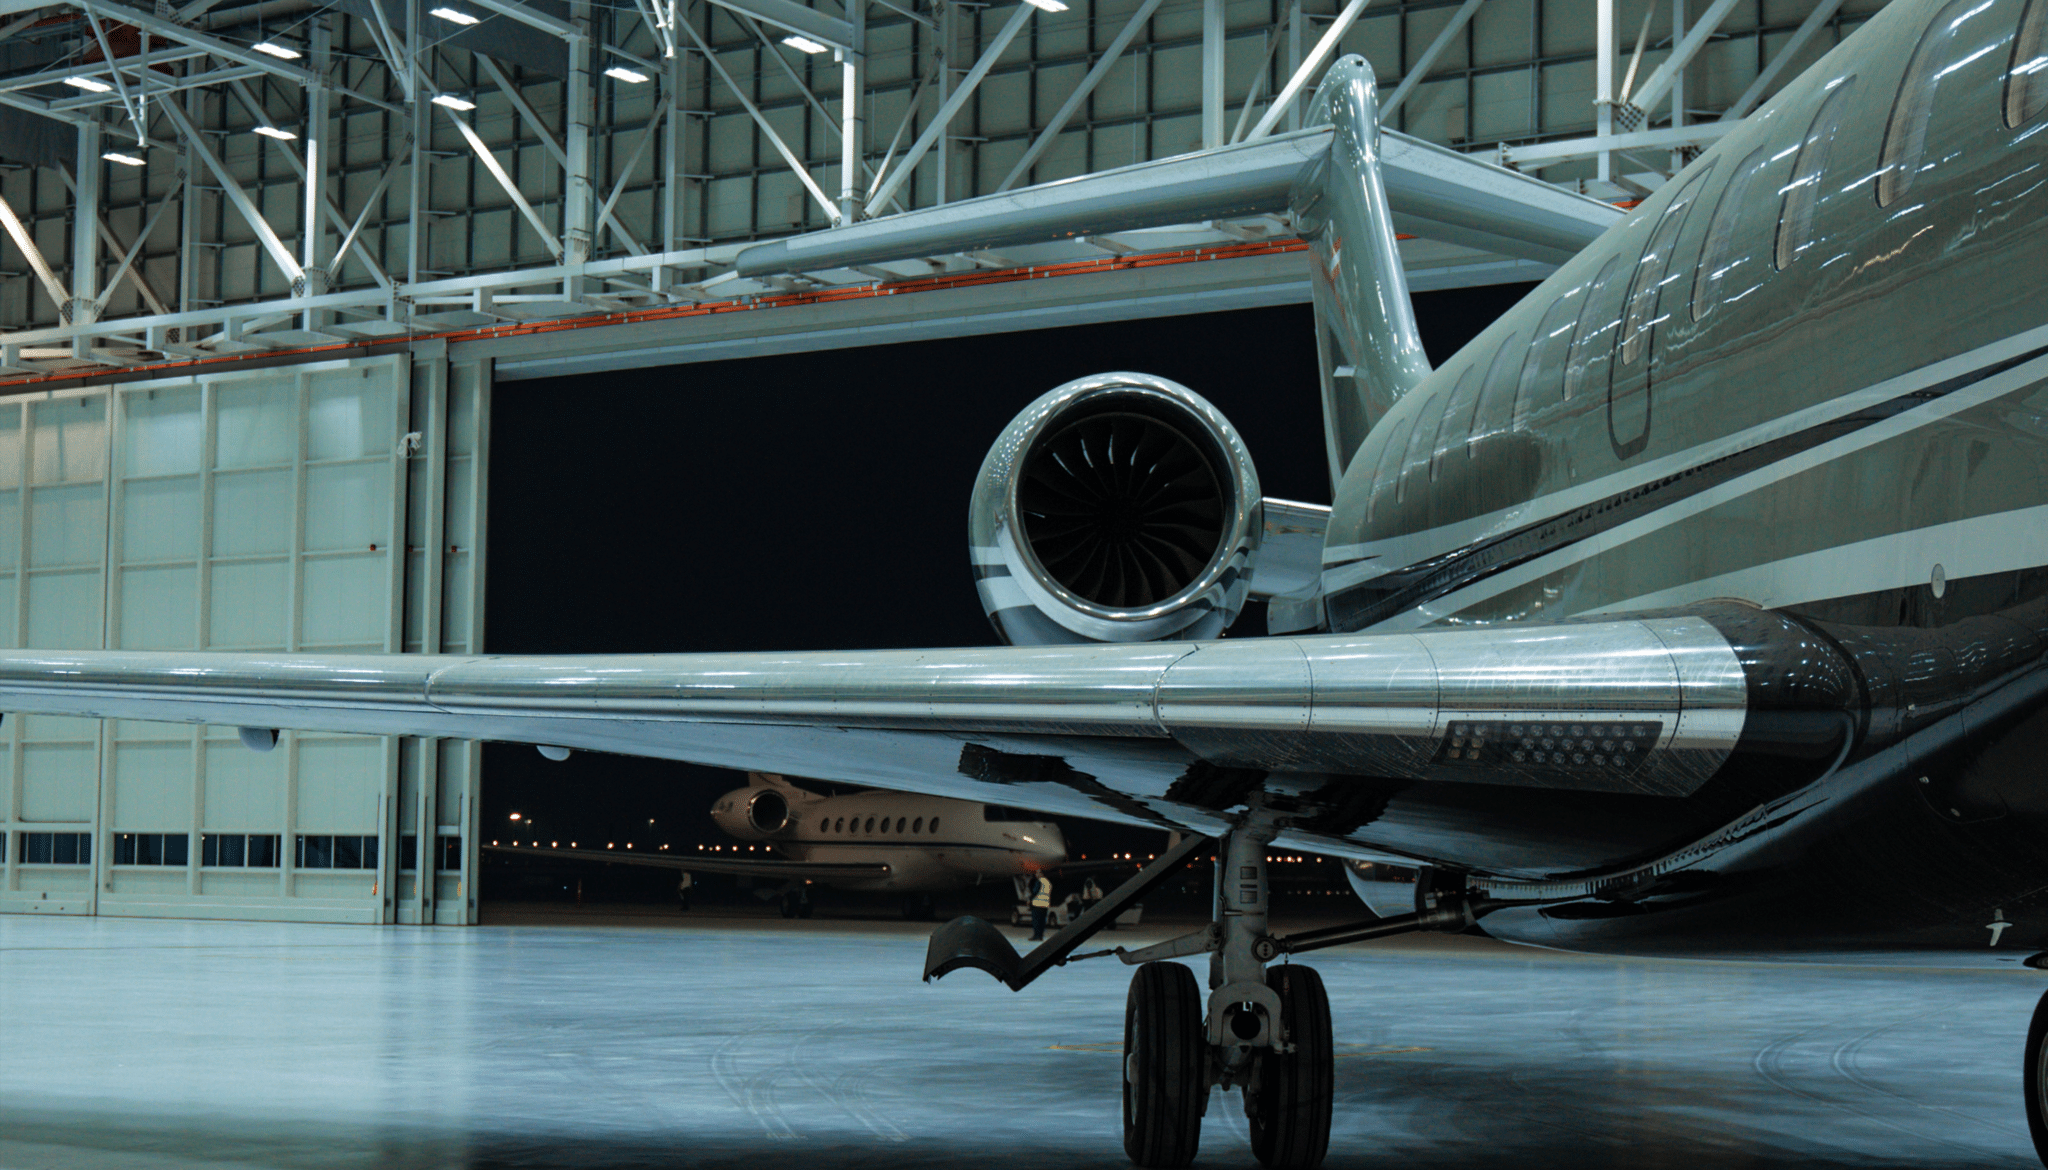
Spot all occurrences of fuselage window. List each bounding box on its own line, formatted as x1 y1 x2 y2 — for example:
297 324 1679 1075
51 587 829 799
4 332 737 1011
1563 255 1627 400
1777 76 1857 268
834 817 844 832
1515 292 1583 427
929 817 941 834
1470 331 1524 450
1364 410 1416 523
865 817 875 833
2008 0 2048 125
1881 0 2003 206
896 817 907 833
1691 146 1773 323
1430 367 1479 481
912 817 924 833
1394 389 1444 504
1619 164 1716 367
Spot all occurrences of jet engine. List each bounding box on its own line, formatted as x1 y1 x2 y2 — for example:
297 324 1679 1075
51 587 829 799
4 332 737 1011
970 372 1263 645
711 783 794 839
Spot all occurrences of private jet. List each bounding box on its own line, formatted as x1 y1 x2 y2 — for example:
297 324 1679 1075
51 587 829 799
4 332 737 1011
9 0 2048 1165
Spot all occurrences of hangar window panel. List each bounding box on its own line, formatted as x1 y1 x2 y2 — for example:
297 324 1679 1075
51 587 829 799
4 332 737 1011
113 832 190 866
21 832 91 865
1776 76 1857 268
2008 0 2048 124
1693 147 1778 323
1879 0 2007 206
296 834 377 869
438 835 462 872
400 834 418 871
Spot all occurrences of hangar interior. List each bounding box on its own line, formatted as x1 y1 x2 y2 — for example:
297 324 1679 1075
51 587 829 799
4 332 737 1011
0 0 1879 924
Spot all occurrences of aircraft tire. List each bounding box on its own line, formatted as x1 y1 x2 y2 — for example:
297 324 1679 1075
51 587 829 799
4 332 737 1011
2024 985 2048 1166
1122 961 1205 1168
1246 964 1333 1170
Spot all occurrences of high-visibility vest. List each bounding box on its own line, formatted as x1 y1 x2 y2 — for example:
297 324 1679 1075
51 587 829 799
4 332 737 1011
1029 876 1053 908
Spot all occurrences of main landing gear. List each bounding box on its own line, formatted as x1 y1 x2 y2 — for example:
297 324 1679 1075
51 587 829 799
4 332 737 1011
2025 988 2048 1165
1120 809 1331 1169
924 800 1471 1170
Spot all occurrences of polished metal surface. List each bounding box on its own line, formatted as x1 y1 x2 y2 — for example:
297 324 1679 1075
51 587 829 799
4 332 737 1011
3 912 2038 1169
968 372 1263 645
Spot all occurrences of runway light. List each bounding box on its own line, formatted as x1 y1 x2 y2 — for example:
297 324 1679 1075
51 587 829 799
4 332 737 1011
253 39 302 59
604 65 649 83
1023 0 1068 11
253 125 297 140
102 151 145 167
510 813 521 821
431 93 477 111
430 6 480 23
64 76 113 93
780 34 827 53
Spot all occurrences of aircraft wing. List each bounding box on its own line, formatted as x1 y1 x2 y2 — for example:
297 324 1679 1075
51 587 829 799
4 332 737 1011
484 844 890 881
0 611 1754 860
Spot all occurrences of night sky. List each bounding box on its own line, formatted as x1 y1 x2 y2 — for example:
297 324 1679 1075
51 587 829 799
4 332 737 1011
479 281 1535 860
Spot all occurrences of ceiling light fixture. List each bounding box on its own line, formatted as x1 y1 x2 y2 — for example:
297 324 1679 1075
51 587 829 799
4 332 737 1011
1022 0 1068 11
252 39 301 59
102 151 145 167
603 65 648 83
429 6 480 23
252 125 297 140
780 34 827 53
431 93 477 111
63 76 113 93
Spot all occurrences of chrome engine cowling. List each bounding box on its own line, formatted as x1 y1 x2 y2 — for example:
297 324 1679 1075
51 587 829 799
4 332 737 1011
970 373 1263 645
745 787 790 835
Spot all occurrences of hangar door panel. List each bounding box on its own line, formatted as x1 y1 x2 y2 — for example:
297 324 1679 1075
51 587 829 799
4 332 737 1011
0 354 487 924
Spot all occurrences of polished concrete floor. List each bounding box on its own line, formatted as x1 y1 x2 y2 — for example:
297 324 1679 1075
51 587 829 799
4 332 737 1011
1 904 2043 1169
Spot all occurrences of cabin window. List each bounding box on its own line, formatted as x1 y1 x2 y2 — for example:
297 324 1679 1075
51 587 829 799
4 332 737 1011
896 817 907 833
864 817 875 833
929 817 941 834
1470 331 1524 450
1563 256 1627 400
1515 292 1583 427
1430 367 1479 481
1692 146 1774 323
912 817 924 833
1882 0 2005 205
1364 409 1415 523
2009 0 2048 124
1394 390 1443 505
1618 164 1716 368
1777 77 1857 268
834 817 844 832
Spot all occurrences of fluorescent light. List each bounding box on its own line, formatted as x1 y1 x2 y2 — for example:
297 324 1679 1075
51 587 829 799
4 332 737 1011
63 76 113 93
780 34 827 53
603 65 648 83
431 93 476 111
1023 0 1068 10
429 6 480 23
102 151 145 167
253 125 297 140
252 39 301 59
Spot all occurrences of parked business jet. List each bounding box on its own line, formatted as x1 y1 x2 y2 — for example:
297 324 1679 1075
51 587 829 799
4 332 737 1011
488 773 1071 918
10 0 2048 1165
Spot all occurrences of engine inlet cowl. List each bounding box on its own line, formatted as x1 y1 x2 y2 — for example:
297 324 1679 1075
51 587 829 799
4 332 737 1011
970 373 1262 645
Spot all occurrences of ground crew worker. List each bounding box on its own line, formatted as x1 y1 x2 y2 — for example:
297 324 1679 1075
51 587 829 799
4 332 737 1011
1028 871 1054 941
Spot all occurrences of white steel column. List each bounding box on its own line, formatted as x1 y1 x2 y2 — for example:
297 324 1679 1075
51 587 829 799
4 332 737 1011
1202 0 1224 149
936 0 953 205
1285 0 1303 131
564 0 595 300
839 1 865 223
71 122 102 358
301 17 334 327
1595 0 1614 184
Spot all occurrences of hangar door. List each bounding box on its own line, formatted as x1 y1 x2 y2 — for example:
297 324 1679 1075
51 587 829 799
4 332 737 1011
0 351 486 924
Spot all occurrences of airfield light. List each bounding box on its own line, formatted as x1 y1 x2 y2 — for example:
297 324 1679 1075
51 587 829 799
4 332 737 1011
431 93 477 111
780 34 828 53
253 39 302 59
64 76 113 93
510 813 521 821
604 65 649 83
102 152 146 167
430 6 481 23
253 125 297 141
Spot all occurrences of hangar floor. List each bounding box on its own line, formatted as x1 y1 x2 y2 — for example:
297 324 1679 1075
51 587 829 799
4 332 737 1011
0 905 2041 1170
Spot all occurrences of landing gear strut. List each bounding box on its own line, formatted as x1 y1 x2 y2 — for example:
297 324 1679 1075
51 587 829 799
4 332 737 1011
2025 986 2048 1165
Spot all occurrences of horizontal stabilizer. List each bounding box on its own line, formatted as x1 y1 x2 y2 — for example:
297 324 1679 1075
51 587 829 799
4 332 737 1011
734 128 1620 278
485 843 890 881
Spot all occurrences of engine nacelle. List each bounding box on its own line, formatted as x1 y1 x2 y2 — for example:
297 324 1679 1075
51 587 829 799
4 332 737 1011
970 373 1263 645
710 783 794 840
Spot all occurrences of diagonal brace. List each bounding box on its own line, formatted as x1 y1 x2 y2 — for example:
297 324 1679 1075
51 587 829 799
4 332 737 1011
160 97 306 290
998 0 1164 192
444 110 564 259
868 1 1036 215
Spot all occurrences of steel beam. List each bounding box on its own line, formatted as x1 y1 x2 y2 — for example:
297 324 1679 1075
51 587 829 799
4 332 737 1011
466 0 580 40
1202 0 1224 149
867 1 1036 214
997 0 1164 192
1623 0 1744 122
1244 0 1373 141
444 110 565 259
1381 0 1485 121
96 189 178 317
225 79 394 290
1723 0 1844 121
702 0 854 51
57 166 174 317
0 191 71 317
70 123 101 344
677 13 840 224
159 95 307 291
840 0 864 222
564 0 595 284
1498 119 1732 165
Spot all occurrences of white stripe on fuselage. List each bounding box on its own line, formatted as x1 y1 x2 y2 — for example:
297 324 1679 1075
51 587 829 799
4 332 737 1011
1322 317 2048 589
1355 332 2048 630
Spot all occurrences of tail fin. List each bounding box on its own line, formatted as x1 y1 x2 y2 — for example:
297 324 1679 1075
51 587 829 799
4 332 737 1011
1291 56 1431 492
